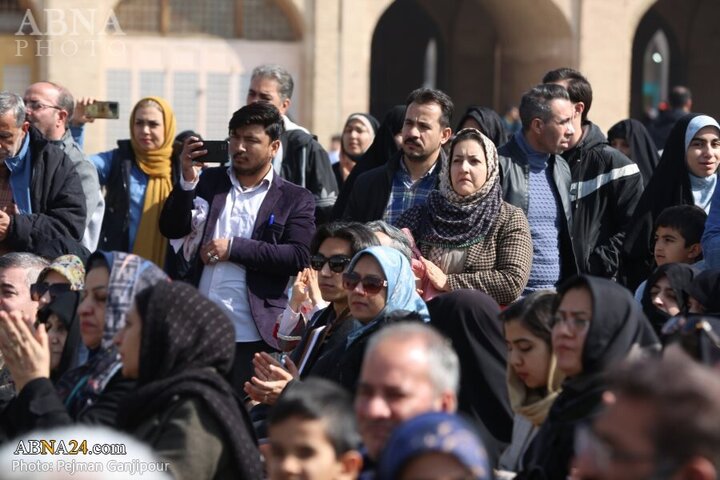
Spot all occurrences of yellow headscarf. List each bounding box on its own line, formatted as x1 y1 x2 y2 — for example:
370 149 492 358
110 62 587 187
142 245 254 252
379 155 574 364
129 97 176 267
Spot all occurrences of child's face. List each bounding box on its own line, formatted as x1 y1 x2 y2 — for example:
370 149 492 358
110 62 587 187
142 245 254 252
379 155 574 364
654 226 699 265
267 417 358 480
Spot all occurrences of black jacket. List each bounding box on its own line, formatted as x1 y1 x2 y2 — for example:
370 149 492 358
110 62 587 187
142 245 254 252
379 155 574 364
648 108 686 151
280 129 338 224
497 135 578 282
342 149 445 223
562 123 643 278
98 139 181 252
5 128 86 253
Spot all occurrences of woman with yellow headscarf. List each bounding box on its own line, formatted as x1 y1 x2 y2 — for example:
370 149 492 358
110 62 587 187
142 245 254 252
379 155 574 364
89 97 177 267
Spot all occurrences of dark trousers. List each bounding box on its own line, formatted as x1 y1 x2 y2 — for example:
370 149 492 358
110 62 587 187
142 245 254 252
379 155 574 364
229 340 274 395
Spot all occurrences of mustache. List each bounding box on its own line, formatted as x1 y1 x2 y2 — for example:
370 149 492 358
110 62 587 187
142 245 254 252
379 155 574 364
403 138 421 146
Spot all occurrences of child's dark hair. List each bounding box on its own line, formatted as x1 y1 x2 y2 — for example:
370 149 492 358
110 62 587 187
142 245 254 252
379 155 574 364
655 205 707 246
269 378 360 456
499 291 557 346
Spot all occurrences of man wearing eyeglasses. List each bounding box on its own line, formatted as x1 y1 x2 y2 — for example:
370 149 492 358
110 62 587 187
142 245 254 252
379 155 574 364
572 351 720 480
23 82 104 251
0 91 86 256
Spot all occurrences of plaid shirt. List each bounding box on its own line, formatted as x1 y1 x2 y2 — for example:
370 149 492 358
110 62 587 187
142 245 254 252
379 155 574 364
383 157 440 225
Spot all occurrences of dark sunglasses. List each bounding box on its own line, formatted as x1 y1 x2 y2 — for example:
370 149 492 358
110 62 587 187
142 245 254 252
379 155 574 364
342 271 388 295
310 254 351 273
30 282 71 301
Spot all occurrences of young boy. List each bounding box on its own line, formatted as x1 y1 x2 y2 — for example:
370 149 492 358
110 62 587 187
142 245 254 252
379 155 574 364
266 378 363 480
634 205 707 302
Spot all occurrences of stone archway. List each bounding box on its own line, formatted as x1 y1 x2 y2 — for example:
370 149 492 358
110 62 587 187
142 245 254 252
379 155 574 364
631 0 720 121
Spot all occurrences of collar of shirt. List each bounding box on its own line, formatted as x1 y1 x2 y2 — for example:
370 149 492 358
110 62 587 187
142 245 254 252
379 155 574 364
398 154 441 186
226 164 274 193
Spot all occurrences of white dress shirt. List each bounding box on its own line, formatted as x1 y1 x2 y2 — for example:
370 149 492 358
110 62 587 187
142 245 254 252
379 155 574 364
181 166 274 342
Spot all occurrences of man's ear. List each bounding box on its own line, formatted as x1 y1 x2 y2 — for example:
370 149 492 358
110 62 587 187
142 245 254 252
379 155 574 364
279 98 291 116
531 117 544 135
574 102 585 118
440 126 452 145
21 121 30 133
269 138 281 158
57 109 68 126
338 450 363 479
439 391 457 413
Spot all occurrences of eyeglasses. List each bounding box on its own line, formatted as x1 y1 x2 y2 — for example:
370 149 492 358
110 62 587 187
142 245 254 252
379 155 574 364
342 271 388 296
310 254 351 273
30 282 71 301
24 100 62 112
549 313 590 333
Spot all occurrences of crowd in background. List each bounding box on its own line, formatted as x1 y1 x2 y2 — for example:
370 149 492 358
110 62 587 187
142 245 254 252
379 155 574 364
0 64 716 480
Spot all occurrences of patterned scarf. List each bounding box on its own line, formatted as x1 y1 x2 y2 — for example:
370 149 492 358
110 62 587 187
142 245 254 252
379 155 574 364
130 97 176 267
398 130 502 248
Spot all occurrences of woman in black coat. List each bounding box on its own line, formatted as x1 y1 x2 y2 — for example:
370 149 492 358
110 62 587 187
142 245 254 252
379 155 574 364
517 275 659 480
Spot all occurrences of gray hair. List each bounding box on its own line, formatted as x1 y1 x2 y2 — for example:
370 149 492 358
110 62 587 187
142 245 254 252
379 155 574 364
251 64 294 101
0 252 50 289
365 220 413 261
365 322 460 397
518 83 570 131
0 92 26 127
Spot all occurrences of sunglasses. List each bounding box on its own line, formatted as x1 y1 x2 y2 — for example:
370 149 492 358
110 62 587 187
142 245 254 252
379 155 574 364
310 254 351 273
342 271 388 295
30 282 71 301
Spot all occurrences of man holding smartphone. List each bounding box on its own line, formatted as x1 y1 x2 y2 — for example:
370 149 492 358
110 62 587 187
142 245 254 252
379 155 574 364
23 82 104 251
159 102 315 392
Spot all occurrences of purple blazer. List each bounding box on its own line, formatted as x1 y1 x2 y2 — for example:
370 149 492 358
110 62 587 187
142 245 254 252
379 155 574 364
160 167 316 348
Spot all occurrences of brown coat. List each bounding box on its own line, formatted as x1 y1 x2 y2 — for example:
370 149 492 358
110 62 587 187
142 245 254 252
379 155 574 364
420 201 533 304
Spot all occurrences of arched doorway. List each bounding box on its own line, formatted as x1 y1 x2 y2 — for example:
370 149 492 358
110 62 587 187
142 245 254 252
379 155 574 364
369 0 444 119
631 0 720 121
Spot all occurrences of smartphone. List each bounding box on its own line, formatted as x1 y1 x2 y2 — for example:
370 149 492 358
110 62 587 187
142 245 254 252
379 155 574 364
196 140 229 164
85 101 119 119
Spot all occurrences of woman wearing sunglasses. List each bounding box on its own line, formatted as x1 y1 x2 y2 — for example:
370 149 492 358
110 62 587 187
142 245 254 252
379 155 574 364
517 275 659 480
31 254 85 309
396 128 532 305
246 222 378 405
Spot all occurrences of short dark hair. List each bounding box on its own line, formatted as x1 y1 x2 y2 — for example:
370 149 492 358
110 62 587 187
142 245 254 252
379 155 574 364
269 378 360 456
405 88 454 129
518 84 570 131
499 291 557 346
309 222 380 256
228 102 283 141
608 351 720 469
543 67 593 122
654 205 707 247
669 86 692 110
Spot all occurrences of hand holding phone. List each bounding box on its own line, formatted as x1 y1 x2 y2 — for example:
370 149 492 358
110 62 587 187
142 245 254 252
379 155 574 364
196 140 229 164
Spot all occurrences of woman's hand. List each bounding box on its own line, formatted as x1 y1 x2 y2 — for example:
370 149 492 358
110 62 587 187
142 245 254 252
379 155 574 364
180 136 208 182
243 352 299 405
421 258 449 291
0 311 50 392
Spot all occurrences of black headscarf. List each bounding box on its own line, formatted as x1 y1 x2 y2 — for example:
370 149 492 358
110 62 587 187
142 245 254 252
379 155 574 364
623 113 703 289
521 275 659 480
36 291 82 384
331 105 406 220
427 290 512 466
340 113 380 163
685 269 720 315
456 106 508 148
607 119 660 188
641 263 696 338
116 281 263 480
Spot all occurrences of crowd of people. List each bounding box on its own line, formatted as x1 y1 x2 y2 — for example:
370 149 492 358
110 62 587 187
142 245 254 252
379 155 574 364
0 63 716 480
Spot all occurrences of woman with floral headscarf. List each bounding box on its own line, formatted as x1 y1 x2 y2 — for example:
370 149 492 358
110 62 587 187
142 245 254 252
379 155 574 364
90 98 178 267
0 252 168 437
397 128 532 304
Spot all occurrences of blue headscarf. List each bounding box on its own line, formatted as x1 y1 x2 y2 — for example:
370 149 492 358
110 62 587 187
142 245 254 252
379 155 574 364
348 245 429 318
376 412 491 480
345 246 429 345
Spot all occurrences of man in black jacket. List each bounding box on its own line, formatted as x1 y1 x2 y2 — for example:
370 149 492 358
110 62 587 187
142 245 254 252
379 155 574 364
342 88 452 223
0 92 85 255
543 68 643 279
247 64 338 223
